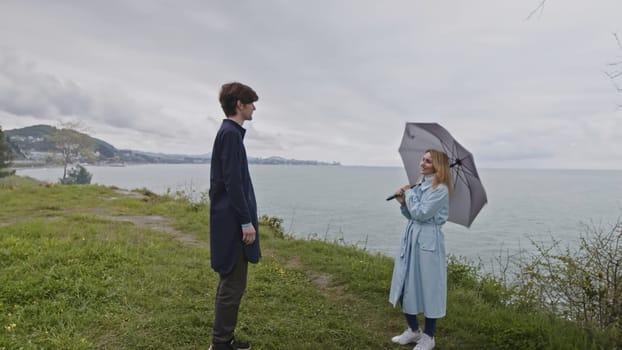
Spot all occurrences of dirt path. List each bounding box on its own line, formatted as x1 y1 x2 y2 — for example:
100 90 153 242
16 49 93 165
96 213 208 248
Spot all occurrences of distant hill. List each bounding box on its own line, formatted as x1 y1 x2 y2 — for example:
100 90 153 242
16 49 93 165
5 125 211 165
5 125 340 166
6 124 117 155
4 134 25 160
5 125 61 157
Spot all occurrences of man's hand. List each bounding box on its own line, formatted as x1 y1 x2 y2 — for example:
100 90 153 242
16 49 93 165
242 225 256 245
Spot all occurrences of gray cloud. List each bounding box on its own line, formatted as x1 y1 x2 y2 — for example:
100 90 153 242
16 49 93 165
1 0 621 167
0 51 182 139
0 53 90 118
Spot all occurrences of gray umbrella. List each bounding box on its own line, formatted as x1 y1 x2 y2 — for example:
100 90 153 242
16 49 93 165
393 122 487 228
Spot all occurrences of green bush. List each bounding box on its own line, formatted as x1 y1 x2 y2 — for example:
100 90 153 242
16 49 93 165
0 169 15 178
59 165 92 185
260 215 286 239
0 125 12 176
510 219 622 330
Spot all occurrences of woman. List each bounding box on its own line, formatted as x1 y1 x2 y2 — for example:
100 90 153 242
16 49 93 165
389 149 453 350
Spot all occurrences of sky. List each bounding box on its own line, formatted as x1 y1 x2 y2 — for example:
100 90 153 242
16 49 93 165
1 1 621 169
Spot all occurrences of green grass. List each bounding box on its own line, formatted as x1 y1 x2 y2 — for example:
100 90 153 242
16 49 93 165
0 175 41 189
0 179 618 349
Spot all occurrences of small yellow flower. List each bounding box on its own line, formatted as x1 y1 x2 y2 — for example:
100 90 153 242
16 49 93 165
5 323 16 332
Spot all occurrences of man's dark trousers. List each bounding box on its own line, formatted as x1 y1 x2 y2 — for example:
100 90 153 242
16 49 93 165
212 245 248 344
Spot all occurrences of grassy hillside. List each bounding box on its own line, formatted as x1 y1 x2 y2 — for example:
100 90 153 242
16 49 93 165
0 176 616 349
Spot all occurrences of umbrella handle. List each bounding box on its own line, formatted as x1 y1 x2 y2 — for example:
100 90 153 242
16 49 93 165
385 183 420 201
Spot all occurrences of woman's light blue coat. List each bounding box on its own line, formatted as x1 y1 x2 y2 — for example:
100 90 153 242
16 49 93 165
389 175 449 318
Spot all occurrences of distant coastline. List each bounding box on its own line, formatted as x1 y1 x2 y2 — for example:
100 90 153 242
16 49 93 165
247 156 340 166
5 124 341 167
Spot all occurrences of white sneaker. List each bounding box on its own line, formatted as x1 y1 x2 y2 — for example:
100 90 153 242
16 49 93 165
391 327 422 345
413 333 435 350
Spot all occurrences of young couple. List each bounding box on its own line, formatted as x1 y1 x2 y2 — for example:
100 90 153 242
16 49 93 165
208 82 452 350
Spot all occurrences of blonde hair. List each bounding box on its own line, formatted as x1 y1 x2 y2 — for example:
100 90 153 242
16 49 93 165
426 149 453 195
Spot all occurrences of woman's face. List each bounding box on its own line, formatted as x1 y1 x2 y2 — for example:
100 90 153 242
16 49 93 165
420 152 436 175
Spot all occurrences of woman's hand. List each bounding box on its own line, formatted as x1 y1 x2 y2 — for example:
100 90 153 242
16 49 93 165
395 184 410 206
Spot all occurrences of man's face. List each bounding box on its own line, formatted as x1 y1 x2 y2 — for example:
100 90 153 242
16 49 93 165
239 102 256 121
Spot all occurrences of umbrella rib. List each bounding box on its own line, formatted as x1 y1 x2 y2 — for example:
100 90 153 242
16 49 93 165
453 167 469 188
453 167 476 226
457 164 477 177
437 138 456 158
449 156 479 178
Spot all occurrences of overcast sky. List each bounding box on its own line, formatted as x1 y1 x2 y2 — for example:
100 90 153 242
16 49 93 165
1 1 621 169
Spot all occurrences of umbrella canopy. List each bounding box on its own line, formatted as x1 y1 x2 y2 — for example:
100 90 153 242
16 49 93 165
398 122 487 228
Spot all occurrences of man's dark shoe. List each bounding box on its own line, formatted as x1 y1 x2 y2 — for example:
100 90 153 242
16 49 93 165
208 338 251 350
230 338 251 350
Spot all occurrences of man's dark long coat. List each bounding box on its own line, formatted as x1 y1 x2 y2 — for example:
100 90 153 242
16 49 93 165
209 119 261 275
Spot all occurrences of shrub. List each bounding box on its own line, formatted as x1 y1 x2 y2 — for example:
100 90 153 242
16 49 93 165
59 165 92 185
511 219 622 329
0 125 12 176
260 215 286 239
0 169 15 178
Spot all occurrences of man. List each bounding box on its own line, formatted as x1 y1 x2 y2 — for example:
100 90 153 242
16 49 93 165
208 82 261 350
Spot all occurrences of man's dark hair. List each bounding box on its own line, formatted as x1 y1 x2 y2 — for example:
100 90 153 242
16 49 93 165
219 82 259 117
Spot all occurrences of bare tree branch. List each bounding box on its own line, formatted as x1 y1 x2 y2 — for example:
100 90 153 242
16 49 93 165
605 71 622 80
614 33 622 51
605 33 622 97
606 75 622 93
525 0 548 21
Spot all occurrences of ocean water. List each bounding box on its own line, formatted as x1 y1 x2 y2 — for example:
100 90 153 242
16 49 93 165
17 164 622 266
